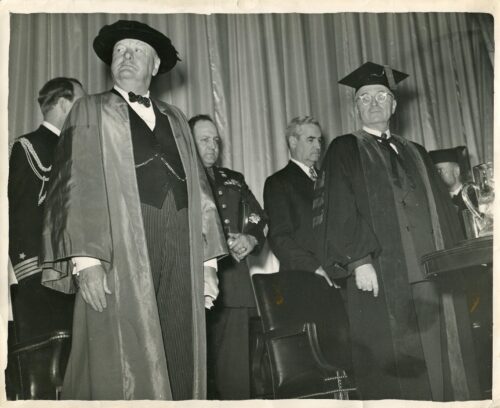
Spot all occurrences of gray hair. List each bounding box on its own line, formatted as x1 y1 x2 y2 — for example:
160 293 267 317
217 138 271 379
285 116 321 146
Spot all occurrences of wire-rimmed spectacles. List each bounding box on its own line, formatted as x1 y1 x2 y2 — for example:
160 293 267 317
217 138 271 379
356 91 394 106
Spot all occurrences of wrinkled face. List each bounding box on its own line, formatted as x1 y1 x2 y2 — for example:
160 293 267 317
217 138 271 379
289 124 322 167
111 39 160 88
193 120 221 168
435 162 461 189
355 84 397 130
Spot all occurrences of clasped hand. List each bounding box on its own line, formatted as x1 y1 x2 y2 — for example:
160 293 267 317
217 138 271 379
227 233 257 262
77 264 112 312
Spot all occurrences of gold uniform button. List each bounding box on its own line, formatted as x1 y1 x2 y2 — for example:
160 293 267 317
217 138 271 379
218 190 223 196
224 219 230 224
222 204 227 209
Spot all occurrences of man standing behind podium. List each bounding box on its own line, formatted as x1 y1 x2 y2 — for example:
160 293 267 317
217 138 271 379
429 148 477 235
40 20 226 400
313 62 465 400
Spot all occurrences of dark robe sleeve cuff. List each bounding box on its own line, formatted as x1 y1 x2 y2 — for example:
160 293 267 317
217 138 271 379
347 254 373 272
324 263 349 280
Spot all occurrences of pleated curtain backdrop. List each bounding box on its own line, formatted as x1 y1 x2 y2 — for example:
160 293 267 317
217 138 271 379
8 13 494 203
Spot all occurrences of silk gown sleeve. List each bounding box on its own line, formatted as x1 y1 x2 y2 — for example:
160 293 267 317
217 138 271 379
40 98 112 294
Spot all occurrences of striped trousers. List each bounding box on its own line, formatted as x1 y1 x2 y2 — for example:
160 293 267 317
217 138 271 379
141 190 192 400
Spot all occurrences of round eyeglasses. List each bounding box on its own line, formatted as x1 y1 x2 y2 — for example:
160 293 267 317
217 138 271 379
356 91 394 105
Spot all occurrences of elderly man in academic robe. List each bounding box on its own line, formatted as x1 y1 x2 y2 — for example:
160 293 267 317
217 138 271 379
40 20 226 400
313 62 468 400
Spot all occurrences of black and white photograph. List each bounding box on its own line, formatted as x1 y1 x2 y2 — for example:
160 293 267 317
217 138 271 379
0 1 496 406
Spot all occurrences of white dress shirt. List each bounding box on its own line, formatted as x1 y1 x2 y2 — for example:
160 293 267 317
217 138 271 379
113 85 156 130
42 121 61 136
450 184 463 197
290 158 317 181
363 126 398 154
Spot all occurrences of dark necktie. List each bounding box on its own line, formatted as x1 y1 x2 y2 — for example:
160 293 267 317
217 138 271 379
128 91 151 107
378 133 410 189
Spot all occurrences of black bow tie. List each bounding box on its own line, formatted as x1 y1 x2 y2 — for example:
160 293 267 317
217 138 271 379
128 91 151 107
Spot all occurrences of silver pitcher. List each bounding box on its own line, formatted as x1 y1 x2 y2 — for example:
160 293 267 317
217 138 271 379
461 162 494 238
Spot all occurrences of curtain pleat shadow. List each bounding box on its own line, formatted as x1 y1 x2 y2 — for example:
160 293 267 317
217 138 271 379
8 12 494 199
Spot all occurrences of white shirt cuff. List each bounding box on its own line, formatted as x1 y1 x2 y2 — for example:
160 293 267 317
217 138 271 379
72 257 101 275
204 263 219 309
203 258 218 271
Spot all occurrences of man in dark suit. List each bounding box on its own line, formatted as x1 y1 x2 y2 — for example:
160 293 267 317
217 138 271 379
9 77 85 343
190 114 267 399
263 115 351 371
263 116 328 279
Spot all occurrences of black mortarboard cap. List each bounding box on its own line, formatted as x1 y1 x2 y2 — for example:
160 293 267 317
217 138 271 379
429 146 473 182
338 61 409 92
429 148 460 164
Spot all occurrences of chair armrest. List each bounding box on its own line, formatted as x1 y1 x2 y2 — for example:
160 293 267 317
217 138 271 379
10 330 71 356
9 330 72 399
264 323 309 341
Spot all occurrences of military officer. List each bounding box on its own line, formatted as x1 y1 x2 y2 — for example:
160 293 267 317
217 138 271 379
9 77 85 342
189 114 267 399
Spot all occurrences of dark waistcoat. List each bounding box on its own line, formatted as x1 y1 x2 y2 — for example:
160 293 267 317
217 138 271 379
128 103 187 209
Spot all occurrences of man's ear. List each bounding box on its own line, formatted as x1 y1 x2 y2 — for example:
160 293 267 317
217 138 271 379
152 56 161 77
288 135 297 149
391 99 397 114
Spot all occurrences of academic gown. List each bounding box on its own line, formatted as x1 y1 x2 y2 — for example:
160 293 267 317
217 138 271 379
40 92 226 400
314 131 464 400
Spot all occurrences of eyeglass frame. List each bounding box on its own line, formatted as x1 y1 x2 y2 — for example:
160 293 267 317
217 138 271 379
355 91 394 106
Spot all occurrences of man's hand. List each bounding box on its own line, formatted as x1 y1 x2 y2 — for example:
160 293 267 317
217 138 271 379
78 264 112 312
354 263 379 297
227 233 258 261
314 266 341 288
204 265 219 309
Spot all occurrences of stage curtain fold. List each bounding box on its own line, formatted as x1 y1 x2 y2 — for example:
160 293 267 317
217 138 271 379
8 12 493 202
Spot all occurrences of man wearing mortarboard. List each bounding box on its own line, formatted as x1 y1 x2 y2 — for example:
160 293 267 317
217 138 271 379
429 147 477 229
312 62 475 400
40 20 226 400
429 148 468 206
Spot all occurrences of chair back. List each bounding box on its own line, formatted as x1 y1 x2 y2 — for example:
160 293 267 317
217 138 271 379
252 271 356 399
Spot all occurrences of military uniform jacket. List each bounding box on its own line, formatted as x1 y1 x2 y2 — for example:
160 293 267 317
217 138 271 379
9 125 59 281
209 166 266 307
